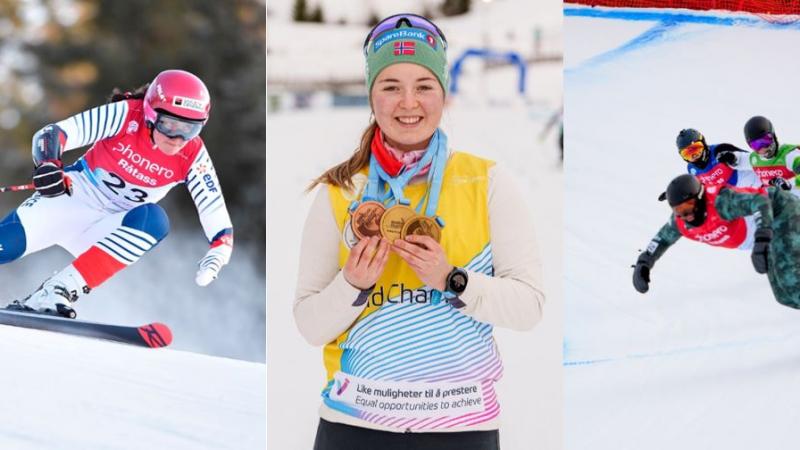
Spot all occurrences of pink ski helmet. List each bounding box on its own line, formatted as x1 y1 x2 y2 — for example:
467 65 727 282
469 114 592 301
144 70 211 125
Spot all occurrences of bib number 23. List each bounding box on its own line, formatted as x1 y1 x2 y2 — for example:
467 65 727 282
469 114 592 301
101 172 148 203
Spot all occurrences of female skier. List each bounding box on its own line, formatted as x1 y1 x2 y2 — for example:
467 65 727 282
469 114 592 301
633 174 800 309
0 69 233 318
294 13 545 450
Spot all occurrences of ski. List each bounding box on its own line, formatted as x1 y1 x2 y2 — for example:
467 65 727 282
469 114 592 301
0 309 172 348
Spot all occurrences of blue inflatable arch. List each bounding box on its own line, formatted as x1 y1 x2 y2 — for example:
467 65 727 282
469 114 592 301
449 48 527 95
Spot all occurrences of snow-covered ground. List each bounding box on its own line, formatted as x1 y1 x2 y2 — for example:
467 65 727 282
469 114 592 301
267 2 563 448
565 6 800 450
0 324 265 449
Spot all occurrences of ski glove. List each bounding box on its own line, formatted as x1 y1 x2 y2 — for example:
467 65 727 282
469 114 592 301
632 252 655 294
195 240 233 287
751 228 772 274
769 177 792 191
33 162 72 197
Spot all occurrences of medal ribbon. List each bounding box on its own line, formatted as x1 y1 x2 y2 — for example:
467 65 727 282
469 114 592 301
364 129 448 217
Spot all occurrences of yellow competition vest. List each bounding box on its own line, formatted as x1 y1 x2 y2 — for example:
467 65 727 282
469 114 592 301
322 151 503 430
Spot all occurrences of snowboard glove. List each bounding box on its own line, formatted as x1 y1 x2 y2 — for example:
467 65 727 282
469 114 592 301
751 228 772 274
768 177 792 191
717 151 737 165
33 161 72 197
632 252 655 294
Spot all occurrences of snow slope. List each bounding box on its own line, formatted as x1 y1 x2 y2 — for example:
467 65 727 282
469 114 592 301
565 6 800 450
0 324 265 449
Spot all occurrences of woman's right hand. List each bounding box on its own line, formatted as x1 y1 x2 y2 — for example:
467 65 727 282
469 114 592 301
343 236 390 290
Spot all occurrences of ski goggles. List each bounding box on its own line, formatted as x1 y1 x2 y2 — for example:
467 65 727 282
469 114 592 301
363 13 448 56
154 113 204 141
679 141 705 162
747 132 775 153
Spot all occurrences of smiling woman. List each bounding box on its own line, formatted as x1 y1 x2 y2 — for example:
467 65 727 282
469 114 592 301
293 12 547 450
371 64 445 152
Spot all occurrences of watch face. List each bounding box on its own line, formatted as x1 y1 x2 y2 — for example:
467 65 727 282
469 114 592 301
449 271 467 293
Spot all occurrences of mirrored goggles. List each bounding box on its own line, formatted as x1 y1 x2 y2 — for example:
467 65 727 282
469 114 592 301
362 13 447 56
679 141 705 162
748 132 775 153
155 113 204 141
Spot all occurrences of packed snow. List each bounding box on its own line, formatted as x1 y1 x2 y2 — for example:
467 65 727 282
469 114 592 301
0 324 266 449
565 6 800 450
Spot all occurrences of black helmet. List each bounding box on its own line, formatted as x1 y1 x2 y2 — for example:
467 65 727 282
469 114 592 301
676 128 709 166
676 128 705 151
659 174 708 226
744 115 778 153
661 174 704 207
744 116 778 157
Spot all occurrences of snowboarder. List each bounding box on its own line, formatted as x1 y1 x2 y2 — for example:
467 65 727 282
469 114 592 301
0 69 233 317
676 128 759 188
744 115 800 196
633 173 800 310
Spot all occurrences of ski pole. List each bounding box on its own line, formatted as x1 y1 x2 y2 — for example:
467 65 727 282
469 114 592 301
0 183 34 193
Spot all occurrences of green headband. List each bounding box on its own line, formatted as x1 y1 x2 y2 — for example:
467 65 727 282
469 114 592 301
364 24 448 95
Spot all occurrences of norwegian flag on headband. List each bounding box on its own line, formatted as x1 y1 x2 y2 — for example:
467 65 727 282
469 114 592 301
393 41 416 56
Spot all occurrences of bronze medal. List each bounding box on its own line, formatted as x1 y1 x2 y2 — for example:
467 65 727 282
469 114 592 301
350 201 385 240
401 216 442 243
379 204 417 243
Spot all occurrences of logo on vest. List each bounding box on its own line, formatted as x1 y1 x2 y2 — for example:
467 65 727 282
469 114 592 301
698 225 729 243
126 120 139 134
113 142 175 186
335 378 351 396
370 283 434 307
699 167 726 184
757 168 792 179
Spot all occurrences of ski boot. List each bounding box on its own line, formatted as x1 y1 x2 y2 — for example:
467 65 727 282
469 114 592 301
6 267 89 319
7 282 78 319
6 298 77 319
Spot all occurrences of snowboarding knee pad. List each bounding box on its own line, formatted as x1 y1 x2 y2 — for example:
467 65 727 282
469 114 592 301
0 210 26 264
121 204 170 242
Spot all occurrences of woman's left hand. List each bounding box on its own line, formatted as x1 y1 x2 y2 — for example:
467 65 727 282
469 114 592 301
392 235 451 292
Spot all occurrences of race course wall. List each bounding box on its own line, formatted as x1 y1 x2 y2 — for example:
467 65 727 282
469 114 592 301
569 0 800 14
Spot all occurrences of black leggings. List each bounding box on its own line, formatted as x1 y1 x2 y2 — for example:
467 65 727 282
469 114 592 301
313 419 500 450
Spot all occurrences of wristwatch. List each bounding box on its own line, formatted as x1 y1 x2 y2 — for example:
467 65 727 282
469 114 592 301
445 267 468 295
